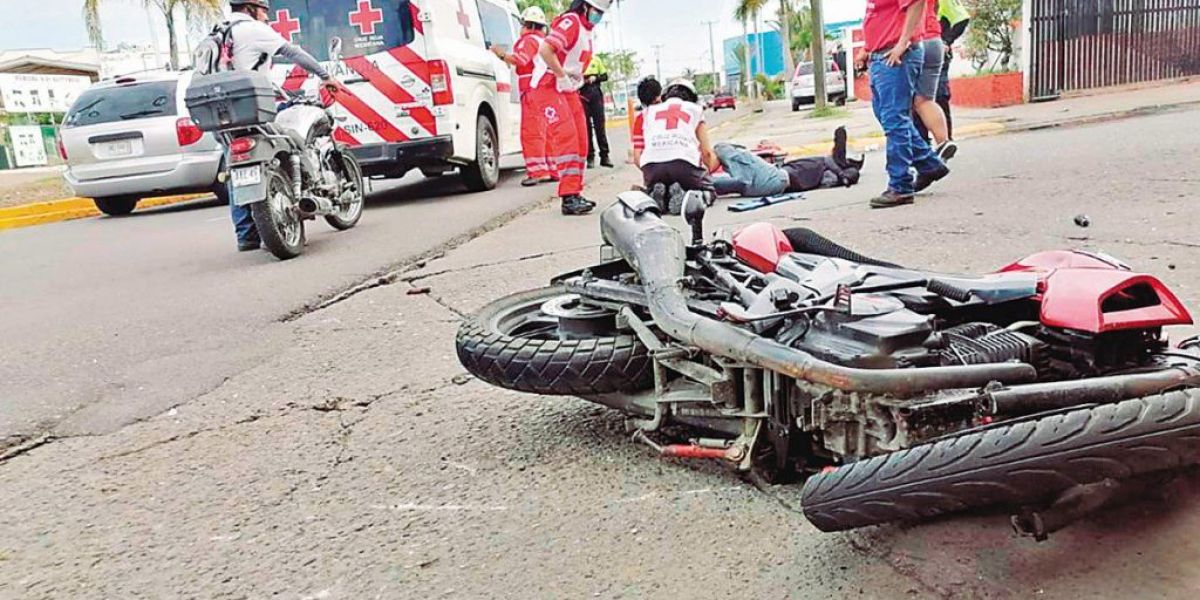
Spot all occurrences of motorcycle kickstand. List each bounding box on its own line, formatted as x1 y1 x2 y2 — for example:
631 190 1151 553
1011 478 1121 542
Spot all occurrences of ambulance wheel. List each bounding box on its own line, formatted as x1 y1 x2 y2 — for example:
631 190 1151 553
462 115 500 192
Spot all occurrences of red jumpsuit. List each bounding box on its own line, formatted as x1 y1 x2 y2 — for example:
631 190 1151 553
510 30 554 180
528 12 594 198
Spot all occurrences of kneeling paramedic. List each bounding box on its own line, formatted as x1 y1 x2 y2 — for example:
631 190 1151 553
217 0 342 251
529 0 610 216
632 79 718 212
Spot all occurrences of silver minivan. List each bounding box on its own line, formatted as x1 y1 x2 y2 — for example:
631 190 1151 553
60 71 226 216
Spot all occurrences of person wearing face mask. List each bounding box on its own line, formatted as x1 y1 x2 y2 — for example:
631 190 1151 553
528 0 610 216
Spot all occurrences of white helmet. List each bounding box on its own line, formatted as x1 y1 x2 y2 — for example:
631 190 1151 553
521 6 548 26
668 79 697 95
584 0 612 10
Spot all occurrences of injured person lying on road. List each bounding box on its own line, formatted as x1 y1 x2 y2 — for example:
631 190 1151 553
712 127 864 198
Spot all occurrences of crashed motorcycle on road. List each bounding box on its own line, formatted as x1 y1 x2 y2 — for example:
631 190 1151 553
456 192 1200 539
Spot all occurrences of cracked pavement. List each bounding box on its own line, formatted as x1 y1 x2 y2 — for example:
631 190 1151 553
3 108 1200 598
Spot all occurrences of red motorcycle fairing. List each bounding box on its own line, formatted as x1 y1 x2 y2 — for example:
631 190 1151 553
732 223 793 273
1001 250 1192 333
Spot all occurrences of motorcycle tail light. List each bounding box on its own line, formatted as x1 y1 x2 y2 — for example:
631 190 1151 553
56 136 68 161
429 60 454 106
229 137 257 154
176 118 204 146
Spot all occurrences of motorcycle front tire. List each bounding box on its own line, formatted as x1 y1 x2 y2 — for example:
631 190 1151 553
325 151 365 231
801 390 1200 532
251 166 305 261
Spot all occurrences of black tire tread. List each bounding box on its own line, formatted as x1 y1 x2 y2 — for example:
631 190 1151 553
801 390 1200 532
455 288 654 396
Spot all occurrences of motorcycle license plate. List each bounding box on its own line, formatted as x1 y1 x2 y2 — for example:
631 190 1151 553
232 165 262 188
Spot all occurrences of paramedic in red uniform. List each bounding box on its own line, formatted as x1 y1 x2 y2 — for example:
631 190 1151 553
492 7 556 187
529 0 611 216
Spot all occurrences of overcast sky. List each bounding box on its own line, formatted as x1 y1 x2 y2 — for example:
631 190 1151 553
0 0 868 77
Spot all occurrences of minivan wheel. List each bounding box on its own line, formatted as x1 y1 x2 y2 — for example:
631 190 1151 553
94 197 139 216
462 115 500 192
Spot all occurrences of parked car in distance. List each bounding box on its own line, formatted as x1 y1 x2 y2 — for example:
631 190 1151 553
791 60 847 111
712 92 737 111
59 70 226 216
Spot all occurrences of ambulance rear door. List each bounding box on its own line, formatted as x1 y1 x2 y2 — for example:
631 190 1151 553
475 0 523 156
267 0 439 153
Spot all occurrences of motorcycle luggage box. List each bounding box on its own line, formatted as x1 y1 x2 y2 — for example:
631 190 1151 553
185 71 277 132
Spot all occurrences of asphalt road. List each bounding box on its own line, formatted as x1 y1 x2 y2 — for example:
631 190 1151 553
0 105 746 449
2 106 1199 599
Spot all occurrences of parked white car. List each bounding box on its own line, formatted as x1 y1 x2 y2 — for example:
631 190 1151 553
59 70 225 216
791 60 847 111
267 0 525 191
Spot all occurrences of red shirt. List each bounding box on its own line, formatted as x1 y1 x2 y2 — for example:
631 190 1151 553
510 30 544 94
920 0 941 41
863 0 924 52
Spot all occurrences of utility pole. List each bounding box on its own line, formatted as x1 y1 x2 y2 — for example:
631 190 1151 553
652 44 665 81
703 20 719 94
811 0 828 110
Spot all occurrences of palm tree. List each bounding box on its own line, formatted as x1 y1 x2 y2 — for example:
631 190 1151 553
84 0 223 70
734 0 769 100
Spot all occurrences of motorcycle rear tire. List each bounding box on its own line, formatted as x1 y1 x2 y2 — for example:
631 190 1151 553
251 167 305 261
455 287 655 396
801 390 1200 532
325 152 365 231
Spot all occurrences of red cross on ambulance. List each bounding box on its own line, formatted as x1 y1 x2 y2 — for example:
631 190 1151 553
349 0 385 36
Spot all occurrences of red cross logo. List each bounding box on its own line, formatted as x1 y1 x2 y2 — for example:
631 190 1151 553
270 9 301 42
457 0 472 39
349 0 385 36
654 104 693 130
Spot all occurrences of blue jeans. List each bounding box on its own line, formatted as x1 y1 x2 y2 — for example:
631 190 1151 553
224 149 258 245
713 143 789 197
869 46 944 195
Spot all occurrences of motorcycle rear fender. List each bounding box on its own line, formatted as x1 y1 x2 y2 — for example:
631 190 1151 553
228 136 287 206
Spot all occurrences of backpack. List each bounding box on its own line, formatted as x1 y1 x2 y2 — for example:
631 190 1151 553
193 20 254 76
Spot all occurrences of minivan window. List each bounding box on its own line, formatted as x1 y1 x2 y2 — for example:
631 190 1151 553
478 0 515 49
63 81 177 128
271 0 415 61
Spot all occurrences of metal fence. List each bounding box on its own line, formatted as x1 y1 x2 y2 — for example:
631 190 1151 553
1029 0 1200 100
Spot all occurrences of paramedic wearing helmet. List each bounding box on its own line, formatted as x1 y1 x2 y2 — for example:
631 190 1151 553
223 0 343 251
530 0 610 216
492 7 556 188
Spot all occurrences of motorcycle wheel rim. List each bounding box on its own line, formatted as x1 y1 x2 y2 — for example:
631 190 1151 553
269 175 303 248
334 157 364 222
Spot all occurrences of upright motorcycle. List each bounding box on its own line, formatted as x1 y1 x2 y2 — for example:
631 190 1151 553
186 71 364 260
457 192 1200 540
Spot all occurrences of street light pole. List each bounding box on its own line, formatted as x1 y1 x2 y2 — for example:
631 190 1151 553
703 20 719 94
652 44 664 81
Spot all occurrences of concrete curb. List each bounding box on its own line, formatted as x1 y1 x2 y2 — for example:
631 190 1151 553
0 194 210 232
780 98 1200 159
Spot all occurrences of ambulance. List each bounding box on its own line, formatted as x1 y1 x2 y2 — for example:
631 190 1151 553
266 0 525 191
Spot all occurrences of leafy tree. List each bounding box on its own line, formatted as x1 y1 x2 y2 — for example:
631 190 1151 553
734 0 768 98
754 73 786 100
84 0 223 70
964 0 1021 71
517 0 567 15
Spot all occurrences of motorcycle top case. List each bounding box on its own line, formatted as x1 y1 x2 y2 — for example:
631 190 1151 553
185 71 277 132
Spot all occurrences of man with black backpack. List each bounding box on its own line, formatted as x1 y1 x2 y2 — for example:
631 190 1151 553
199 0 342 251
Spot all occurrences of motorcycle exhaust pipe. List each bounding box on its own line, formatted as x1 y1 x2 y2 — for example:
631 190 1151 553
297 195 334 216
598 193 1037 396
986 365 1200 415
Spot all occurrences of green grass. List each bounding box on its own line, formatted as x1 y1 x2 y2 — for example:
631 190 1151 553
808 105 850 120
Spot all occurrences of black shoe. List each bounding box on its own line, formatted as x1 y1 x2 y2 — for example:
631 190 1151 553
561 195 595 216
237 240 261 252
936 141 958 161
667 183 686 216
600 157 614 168
870 190 914 209
914 163 951 192
586 158 596 169
650 183 668 212
521 177 539 187
832 126 849 168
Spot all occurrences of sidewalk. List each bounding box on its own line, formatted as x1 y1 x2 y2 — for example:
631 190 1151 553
720 78 1200 157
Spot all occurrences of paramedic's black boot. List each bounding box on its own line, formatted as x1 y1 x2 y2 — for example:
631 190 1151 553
561 195 595 216
667 183 686 216
521 177 539 187
600 156 614 168
650 183 668 213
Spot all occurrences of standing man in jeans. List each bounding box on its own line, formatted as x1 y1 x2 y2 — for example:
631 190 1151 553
862 0 950 209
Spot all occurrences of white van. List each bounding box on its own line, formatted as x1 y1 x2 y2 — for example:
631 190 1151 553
266 0 524 191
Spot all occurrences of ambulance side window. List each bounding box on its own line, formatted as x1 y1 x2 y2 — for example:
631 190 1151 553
476 0 515 50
